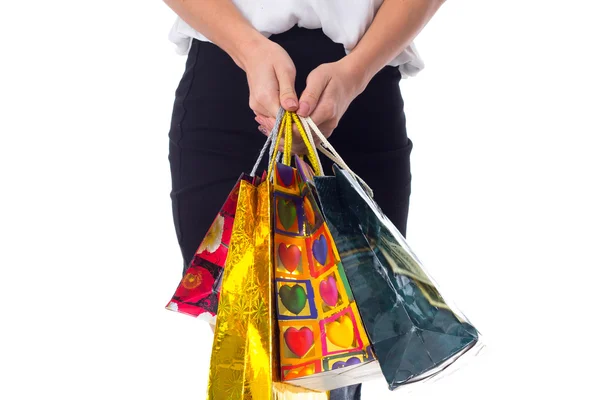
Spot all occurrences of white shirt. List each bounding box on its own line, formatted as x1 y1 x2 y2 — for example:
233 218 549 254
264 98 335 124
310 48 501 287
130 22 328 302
168 0 425 78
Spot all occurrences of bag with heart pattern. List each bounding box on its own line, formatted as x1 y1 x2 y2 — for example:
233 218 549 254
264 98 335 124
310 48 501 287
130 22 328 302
272 113 381 391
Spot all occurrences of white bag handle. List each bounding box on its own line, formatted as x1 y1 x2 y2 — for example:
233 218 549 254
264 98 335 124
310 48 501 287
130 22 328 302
299 116 375 198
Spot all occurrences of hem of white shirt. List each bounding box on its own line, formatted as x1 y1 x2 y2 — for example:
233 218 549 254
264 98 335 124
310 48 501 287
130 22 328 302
168 19 425 79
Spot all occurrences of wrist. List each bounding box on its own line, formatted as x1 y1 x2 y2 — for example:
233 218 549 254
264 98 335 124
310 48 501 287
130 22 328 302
338 53 377 95
228 30 270 72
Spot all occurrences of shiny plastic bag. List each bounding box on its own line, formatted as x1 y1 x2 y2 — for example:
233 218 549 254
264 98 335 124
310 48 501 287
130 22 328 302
298 117 485 392
207 174 276 400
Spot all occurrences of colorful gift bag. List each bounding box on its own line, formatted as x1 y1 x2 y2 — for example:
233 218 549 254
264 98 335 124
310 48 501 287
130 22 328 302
310 161 483 391
271 112 377 392
165 176 250 322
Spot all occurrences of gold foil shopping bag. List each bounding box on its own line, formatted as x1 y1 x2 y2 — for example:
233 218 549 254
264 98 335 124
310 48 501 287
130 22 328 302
207 176 275 400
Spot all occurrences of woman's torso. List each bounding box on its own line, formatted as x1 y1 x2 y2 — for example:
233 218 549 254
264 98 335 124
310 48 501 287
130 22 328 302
168 0 425 78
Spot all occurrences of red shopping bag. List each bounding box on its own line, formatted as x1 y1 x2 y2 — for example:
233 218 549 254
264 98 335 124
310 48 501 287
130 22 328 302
165 176 250 322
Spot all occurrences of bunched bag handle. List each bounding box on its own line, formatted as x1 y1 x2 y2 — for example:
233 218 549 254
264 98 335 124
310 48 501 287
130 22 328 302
264 110 324 180
251 106 373 199
251 108 323 178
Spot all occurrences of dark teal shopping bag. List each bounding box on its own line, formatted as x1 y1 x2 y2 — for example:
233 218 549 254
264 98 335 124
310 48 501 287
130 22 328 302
296 155 482 391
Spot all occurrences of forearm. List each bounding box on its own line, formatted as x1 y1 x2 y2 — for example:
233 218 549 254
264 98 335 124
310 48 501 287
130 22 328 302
163 0 267 70
343 0 446 87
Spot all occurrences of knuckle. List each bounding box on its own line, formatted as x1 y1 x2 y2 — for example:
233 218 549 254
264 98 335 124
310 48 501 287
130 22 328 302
321 102 335 118
279 86 296 98
303 91 319 102
281 65 296 78
255 91 270 104
330 102 338 118
249 98 259 111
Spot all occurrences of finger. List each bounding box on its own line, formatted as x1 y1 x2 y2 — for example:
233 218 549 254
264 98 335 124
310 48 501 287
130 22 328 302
251 68 281 117
310 120 335 139
298 67 331 117
251 100 276 120
258 125 269 137
256 116 276 137
309 95 338 138
292 142 308 155
255 115 273 131
276 138 308 156
255 115 266 125
260 115 309 145
274 64 298 111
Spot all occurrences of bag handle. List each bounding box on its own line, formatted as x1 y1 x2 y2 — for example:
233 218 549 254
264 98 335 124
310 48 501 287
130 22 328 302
266 110 323 180
298 115 375 198
250 108 286 177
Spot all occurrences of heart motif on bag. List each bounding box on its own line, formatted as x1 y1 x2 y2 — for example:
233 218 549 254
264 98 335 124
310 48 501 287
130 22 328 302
332 357 362 370
326 315 355 349
312 234 328 266
277 164 295 187
303 197 316 227
284 327 314 358
285 364 315 380
278 243 301 273
319 276 338 307
279 284 307 315
277 198 297 230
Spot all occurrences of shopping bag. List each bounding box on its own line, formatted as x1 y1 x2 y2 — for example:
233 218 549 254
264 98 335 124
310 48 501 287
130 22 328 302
206 109 328 400
298 117 484 391
206 173 275 400
165 176 250 322
272 112 377 392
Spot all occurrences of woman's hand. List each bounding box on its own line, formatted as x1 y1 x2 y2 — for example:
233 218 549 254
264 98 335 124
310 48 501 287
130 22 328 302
244 39 313 155
163 0 299 121
296 59 368 138
256 59 368 145
256 0 447 140
241 39 300 120
245 40 313 154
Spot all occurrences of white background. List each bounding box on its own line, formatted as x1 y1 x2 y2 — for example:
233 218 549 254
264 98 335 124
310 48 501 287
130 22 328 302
1 1 599 399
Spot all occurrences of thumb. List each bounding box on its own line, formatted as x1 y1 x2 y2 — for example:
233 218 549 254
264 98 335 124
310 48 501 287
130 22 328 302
275 65 298 111
298 66 331 117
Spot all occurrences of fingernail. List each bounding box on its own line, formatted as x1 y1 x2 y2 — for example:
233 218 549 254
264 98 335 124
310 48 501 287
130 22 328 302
284 98 298 109
258 125 268 135
298 101 310 116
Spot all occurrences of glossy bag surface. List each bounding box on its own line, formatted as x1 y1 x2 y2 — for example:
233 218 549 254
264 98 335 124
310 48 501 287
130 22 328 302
272 161 377 392
311 164 483 391
207 176 276 400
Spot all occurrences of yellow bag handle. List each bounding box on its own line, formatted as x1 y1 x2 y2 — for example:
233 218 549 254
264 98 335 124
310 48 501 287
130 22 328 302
267 112 288 180
267 110 322 179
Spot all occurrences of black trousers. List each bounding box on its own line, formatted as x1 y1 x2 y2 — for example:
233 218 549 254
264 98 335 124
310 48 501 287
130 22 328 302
167 26 413 400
